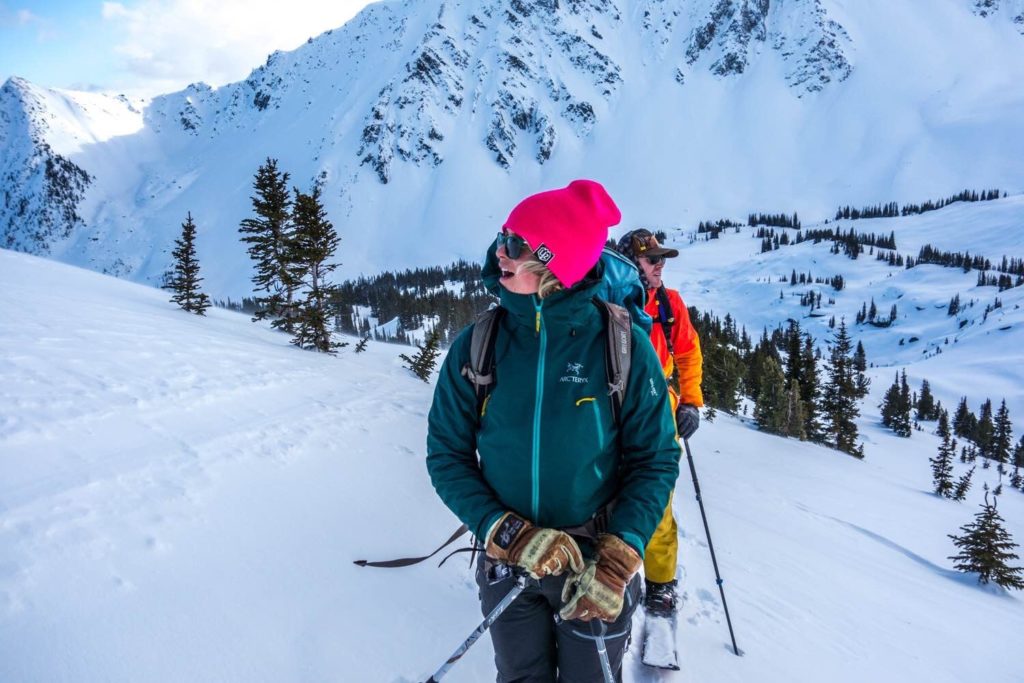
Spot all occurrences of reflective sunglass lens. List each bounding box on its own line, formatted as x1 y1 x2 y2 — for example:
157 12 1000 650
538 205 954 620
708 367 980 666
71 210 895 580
498 232 526 259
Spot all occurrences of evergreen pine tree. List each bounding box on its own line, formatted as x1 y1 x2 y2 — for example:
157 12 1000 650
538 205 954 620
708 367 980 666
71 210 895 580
880 373 901 429
952 466 974 501
880 371 912 436
948 490 1024 589
800 335 822 442
744 332 779 403
164 211 210 315
784 320 803 388
754 356 788 435
1014 434 1024 469
784 379 807 440
976 399 995 458
931 432 956 498
953 397 973 439
288 185 343 353
947 293 961 316
821 320 864 457
916 379 937 421
238 158 299 331
852 341 870 399
992 399 1013 465
400 328 442 382
936 407 951 439
893 370 913 437
354 336 370 353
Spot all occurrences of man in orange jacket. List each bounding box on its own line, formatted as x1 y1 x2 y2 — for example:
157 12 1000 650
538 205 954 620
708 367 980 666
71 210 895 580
616 228 704 617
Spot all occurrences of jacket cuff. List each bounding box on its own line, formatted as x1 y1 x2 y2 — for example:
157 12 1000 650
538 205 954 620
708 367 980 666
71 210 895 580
617 531 646 560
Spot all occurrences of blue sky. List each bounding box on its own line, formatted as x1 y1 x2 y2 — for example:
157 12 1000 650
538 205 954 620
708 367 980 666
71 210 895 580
0 1 375 96
0 1 121 91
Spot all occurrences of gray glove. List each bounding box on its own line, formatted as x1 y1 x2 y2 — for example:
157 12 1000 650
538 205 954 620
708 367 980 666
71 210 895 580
676 404 700 439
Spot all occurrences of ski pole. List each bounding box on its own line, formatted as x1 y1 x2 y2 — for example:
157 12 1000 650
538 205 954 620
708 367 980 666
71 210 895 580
683 437 741 656
591 619 615 683
424 572 528 682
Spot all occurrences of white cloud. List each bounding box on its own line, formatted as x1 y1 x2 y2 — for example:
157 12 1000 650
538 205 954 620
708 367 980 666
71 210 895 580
100 0 375 95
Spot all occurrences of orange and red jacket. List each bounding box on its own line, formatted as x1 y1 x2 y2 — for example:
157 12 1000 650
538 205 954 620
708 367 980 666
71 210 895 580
645 287 704 410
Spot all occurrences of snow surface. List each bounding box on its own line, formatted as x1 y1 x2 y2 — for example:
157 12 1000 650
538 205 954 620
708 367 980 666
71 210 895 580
651 194 1024 427
3 232 1024 682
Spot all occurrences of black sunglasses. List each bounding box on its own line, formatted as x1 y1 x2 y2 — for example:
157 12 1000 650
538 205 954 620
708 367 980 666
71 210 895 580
644 254 665 266
497 231 531 260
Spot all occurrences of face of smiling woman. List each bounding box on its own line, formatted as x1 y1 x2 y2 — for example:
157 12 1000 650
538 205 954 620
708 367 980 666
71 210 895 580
496 232 542 295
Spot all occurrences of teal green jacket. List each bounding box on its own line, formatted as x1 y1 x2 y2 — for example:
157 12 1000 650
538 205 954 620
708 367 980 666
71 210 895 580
426 255 680 557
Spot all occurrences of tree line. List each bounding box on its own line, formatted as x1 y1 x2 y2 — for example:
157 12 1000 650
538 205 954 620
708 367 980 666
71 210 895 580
748 212 801 229
835 188 1003 221
691 311 869 457
332 261 494 346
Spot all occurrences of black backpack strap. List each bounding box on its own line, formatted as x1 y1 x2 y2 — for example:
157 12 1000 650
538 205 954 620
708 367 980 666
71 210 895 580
653 285 681 392
461 306 506 419
653 285 676 355
593 298 632 425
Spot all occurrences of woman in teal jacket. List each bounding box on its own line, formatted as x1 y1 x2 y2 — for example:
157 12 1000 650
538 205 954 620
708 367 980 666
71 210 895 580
426 180 680 682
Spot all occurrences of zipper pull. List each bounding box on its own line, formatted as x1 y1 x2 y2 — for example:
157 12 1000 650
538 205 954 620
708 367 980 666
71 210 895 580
533 297 543 335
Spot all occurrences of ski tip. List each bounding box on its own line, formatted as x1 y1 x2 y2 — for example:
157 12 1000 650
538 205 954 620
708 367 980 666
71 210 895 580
641 659 680 671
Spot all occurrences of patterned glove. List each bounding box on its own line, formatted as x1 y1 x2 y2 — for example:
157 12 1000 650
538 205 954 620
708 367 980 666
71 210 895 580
559 534 642 622
676 403 700 439
485 512 585 580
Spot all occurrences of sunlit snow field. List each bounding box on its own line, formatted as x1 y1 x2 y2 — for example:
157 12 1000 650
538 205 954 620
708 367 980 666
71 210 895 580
2 217 1023 682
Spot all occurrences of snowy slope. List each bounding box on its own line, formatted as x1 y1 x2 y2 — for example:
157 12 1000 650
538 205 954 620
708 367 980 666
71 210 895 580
2 245 1023 682
2 0 1024 299
653 194 1024 426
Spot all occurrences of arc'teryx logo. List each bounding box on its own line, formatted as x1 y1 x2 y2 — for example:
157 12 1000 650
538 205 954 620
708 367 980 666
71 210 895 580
560 361 588 384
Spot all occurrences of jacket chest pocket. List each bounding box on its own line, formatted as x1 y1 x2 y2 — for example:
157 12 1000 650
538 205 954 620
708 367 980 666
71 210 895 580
575 396 607 455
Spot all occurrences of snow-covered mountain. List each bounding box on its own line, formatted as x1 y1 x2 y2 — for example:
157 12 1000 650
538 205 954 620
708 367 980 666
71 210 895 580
2 0 1024 298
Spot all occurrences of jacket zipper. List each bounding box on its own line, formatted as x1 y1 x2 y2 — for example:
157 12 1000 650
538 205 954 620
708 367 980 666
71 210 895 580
590 400 606 454
532 296 546 521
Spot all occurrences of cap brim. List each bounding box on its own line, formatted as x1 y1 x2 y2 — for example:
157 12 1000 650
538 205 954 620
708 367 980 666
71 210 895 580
646 246 679 258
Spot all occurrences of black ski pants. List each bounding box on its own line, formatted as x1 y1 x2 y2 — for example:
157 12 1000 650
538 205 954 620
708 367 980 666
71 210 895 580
476 556 641 683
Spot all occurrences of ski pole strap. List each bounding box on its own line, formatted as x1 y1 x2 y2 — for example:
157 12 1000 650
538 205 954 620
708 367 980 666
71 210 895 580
353 524 469 568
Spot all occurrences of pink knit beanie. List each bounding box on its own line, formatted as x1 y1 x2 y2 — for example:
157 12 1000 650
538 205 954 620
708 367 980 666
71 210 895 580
504 179 622 288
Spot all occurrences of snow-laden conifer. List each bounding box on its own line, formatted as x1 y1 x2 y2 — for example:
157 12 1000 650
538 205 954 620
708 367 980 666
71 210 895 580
821 320 863 457
164 211 210 315
288 184 343 353
930 432 956 498
239 158 300 332
400 328 442 382
948 489 1024 589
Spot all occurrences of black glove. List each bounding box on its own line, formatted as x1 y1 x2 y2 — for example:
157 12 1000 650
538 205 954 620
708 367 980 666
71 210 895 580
676 404 700 439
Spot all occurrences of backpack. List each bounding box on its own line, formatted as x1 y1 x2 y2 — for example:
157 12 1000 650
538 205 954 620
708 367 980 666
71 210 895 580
461 298 633 425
